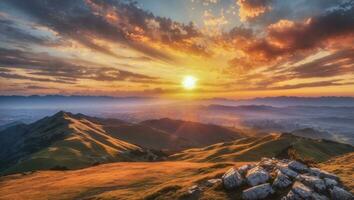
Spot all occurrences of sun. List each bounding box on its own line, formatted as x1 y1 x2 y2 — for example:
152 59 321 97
182 75 197 90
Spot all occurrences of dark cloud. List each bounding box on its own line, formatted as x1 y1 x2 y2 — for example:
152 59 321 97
0 48 157 83
2 0 207 62
252 2 354 58
0 15 57 46
268 80 354 90
241 0 346 25
26 85 53 90
0 71 73 84
228 1 354 71
291 49 354 79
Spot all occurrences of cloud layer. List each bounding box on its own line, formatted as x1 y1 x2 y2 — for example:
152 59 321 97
0 0 353 96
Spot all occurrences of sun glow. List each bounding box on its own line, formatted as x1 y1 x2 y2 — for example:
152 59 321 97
182 75 197 90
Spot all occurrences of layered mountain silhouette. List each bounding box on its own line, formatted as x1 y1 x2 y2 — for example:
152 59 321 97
141 118 245 147
170 133 354 163
1 111 353 176
0 111 158 175
0 111 243 174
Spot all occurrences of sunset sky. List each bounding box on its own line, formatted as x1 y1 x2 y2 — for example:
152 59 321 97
0 0 353 98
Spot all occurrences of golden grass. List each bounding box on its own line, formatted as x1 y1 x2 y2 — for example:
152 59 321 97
0 161 250 200
169 134 354 163
318 152 354 193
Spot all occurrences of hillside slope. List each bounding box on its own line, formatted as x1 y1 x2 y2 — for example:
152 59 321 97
0 158 352 200
0 111 156 175
0 161 244 200
319 152 354 193
169 133 354 163
141 118 244 147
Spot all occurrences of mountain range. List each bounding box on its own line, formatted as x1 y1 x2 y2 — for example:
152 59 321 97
0 111 353 199
0 111 244 175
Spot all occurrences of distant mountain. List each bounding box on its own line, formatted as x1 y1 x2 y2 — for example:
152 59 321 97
206 96 354 107
0 121 24 131
170 133 354 163
94 118 192 151
0 112 247 175
140 118 245 147
0 95 152 109
0 111 159 175
290 128 332 140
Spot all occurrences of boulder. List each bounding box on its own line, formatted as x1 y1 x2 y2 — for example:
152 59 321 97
205 178 222 187
324 178 338 188
259 157 276 171
282 190 329 200
330 186 353 200
273 171 292 189
312 192 330 200
222 168 244 189
246 166 270 186
242 183 274 200
309 167 339 181
238 164 255 176
288 161 309 173
277 165 298 179
289 181 313 199
188 185 201 195
296 174 326 192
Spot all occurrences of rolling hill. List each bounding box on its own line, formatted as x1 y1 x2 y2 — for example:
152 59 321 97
319 152 354 193
0 157 352 200
0 111 158 175
0 161 244 200
169 133 354 163
141 118 244 147
0 111 246 175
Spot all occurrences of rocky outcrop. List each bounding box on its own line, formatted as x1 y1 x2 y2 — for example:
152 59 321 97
222 167 244 189
205 178 222 187
246 166 270 186
296 174 326 192
242 183 274 200
288 161 309 173
330 186 353 200
219 157 353 200
273 171 292 189
309 167 339 181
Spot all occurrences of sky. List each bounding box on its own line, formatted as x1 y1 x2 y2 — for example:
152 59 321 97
0 0 353 98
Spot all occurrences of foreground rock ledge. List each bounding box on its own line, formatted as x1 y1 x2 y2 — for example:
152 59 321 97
221 157 353 200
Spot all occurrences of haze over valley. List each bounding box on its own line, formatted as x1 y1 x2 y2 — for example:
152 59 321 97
1 0 354 199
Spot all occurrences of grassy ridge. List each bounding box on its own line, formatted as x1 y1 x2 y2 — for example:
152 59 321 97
169 133 354 163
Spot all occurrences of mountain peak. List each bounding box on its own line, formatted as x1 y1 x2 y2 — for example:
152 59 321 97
52 111 75 119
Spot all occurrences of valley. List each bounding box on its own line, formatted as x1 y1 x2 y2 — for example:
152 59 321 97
0 111 353 199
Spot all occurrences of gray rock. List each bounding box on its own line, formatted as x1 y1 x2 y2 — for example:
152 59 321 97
222 168 244 189
324 177 338 188
246 166 270 186
188 185 201 195
238 164 255 176
205 178 222 187
312 192 330 200
281 190 297 200
277 165 298 179
259 157 276 171
273 171 292 189
290 181 313 199
296 174 326 192
309 167 339 181
242 183 274 200
288 161 309 173
330 186 353 200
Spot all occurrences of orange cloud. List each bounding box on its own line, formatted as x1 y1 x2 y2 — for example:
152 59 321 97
237 0 273 22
